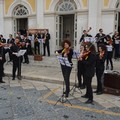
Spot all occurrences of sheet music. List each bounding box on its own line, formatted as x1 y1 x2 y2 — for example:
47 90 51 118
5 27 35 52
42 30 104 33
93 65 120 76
38 39 43 43
84 37 96 42
57 56 71 67
17 50 26 57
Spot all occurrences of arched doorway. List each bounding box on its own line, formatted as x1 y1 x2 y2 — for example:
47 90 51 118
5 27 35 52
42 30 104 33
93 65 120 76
55 0 77 48
115 0 120 32
12 5 29 36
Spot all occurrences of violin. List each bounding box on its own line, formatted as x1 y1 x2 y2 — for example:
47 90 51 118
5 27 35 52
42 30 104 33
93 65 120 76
61 48 70 57
99 51 105 59
81 50 91 60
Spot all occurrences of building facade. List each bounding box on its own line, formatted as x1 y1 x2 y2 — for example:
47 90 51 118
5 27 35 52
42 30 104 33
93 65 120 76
0 0 120 54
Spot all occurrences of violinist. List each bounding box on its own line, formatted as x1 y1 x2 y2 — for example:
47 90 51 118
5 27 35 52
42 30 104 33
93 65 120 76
81 42 96 104
77 44 86 89
10 37 22 80
105 35 113 70
95 44 106 95
55 40 73 97
21 35 29 64
0 42 6 83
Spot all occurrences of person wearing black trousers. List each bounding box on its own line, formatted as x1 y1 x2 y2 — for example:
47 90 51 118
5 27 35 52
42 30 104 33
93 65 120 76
77 44 86 89
95 44 106 95
10 37 22 80
0 42 6 83
55 40 73 97
43 30 51 56
105 35 114 70
81 42 96 104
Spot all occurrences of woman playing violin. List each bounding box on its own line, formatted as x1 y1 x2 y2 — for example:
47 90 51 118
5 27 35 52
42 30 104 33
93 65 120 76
77 44 86 89
95 44 106 95
80 42 96 104
55 40 73 97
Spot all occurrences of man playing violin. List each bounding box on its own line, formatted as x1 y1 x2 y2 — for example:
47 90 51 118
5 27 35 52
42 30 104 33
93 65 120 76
10 37 22 80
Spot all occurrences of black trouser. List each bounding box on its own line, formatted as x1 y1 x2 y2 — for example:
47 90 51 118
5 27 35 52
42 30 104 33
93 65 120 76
12 56 21 79
24 51 29 63
84 76 93 101
114 44 120 58
96 69 104 92
106 52 113 68
0 60 3 81
77 61 85 87
43 43 50 56
61 65 72 94
34 43 40 55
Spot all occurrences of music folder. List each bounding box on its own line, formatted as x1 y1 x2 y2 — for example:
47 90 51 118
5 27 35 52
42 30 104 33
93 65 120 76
57 56 71 67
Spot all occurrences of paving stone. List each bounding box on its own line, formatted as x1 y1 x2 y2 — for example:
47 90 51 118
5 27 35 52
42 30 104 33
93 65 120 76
0 107 13 120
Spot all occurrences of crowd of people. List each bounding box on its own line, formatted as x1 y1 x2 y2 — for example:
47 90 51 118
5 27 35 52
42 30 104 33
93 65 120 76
0 29 51 82
55 28 120 104
0 28 120 104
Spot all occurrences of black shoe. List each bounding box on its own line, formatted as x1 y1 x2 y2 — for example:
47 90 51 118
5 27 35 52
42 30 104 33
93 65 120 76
12 78 15 80
96 92 103 95
81 95 89 98
0 81 5 83
80 86 85 89
85 99 93 104
111 67 113 70
65 93 69 98
63 91 66 94
93 90 98 93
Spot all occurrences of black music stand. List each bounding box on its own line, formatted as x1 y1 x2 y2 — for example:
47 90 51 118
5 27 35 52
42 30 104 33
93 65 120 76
54 56 72 106
70 51 82 95
17 50 26 80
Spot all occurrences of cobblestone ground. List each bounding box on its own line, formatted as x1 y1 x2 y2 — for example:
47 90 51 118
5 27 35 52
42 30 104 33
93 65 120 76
0 77 120 120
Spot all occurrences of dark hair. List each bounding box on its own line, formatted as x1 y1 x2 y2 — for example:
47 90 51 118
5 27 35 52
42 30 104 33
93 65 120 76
99 29 103 32
106 35 111 39
98 44 106 52
85 42 96 53
62 39 71 48
15 37 20 40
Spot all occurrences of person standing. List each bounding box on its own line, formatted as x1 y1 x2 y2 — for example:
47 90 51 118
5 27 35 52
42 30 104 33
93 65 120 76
95 44 106 95
79 27 92 43
95 29 106 51
55 40 73 97
105 35 114 70
81 42 96 104
43 30 51 56
77 44 86 89
0 42 6 83
10 37 22 80
7 34 15 62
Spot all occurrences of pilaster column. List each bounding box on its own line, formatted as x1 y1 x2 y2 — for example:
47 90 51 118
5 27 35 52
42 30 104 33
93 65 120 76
36 0 44 29
0 0 4 35
88 0 102 36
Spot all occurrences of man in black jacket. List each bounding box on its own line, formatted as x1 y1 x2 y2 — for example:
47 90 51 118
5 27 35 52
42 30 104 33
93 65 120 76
43 30 51 56
0 42 6 83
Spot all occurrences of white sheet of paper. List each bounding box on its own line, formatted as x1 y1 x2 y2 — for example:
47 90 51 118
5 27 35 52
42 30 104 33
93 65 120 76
17 50 26 57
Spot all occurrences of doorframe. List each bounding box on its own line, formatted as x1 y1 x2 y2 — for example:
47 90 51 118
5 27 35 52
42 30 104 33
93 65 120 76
13 17 28 37
55 13 77 49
